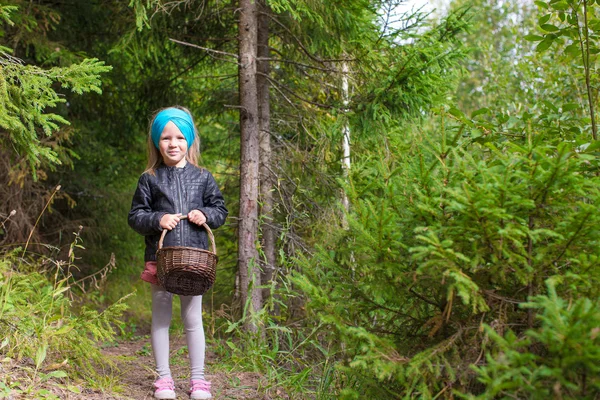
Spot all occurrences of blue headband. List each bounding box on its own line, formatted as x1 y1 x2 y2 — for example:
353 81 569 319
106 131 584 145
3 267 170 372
151 108 195 149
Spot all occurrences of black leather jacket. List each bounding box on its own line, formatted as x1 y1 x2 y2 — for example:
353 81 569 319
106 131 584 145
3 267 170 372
128 163 228 261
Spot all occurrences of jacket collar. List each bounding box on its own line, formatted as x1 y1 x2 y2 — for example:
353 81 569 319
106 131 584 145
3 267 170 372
158 161 191 172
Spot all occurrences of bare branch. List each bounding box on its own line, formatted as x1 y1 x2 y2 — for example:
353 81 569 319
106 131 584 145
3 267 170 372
169 38 239 59
72 253 116 293
257 56 339 72
265 75 298 109
261 72 335 109
409 288 441 308
192 74 237 80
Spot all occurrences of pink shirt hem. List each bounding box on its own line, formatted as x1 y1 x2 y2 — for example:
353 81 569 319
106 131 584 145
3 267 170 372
141 261 159 285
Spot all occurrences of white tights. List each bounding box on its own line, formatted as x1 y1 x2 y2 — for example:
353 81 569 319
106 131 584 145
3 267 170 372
151 284 206 380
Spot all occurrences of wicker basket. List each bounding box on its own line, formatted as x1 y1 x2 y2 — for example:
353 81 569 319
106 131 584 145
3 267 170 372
156 219 218 296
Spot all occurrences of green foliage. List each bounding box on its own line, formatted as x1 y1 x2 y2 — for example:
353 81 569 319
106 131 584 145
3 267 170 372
2 0 599 398
267 0 327 24
456 0 600 142
295 101 600 396
0 6 17 53
527 0 600 56
466 279 600 399
208 286 339 399
128 0 153 31
527 0 600 141
0 3 112 177
0 245 130 392
353 9 469 133
0 55 111 175
452 0 539 114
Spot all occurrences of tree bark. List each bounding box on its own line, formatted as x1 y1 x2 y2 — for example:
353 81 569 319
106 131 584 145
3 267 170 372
238 0 262 332
257 0 277 307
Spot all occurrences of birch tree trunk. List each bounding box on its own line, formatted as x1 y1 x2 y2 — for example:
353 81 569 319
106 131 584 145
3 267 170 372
341 61 351 215
238 0 262 332
257 0 276 307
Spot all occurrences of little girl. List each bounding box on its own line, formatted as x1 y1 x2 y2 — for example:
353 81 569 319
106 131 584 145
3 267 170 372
128 106 228 399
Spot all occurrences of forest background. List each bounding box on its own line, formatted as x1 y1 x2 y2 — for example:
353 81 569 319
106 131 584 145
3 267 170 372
0 0 599 398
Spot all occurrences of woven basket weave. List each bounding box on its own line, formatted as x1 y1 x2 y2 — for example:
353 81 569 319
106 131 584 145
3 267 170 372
156 219 218 296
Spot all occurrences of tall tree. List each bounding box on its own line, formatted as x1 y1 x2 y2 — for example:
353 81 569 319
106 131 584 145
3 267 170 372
238 0 262 331
257 0 277 306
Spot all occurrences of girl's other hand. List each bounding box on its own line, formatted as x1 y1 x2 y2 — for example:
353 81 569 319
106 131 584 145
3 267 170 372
160 213 183 230
188 210 207 226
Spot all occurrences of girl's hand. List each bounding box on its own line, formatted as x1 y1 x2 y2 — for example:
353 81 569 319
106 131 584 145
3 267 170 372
160 213 183 230
188 209 207 226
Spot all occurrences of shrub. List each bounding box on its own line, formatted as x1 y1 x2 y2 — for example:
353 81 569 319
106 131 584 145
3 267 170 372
467 279 600 399
0 245 129 397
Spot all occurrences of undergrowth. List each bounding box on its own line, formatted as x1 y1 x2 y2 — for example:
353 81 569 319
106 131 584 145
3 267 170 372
206 280 342 400
0 231 130 399
204 274 600 400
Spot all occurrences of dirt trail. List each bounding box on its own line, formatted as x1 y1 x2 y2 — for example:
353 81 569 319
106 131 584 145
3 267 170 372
99 335 263 400
1 334 265 400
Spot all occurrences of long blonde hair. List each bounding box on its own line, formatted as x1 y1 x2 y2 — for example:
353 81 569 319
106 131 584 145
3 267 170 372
144 106 200 175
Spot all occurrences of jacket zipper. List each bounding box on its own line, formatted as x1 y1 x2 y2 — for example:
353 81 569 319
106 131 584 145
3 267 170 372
175 170 185 246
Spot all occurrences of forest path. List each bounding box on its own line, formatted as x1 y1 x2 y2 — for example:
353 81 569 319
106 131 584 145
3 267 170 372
1 329 267 399
98 334 263 400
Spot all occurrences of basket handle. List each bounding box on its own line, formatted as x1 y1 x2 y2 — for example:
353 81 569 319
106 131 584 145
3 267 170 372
157 215 217 255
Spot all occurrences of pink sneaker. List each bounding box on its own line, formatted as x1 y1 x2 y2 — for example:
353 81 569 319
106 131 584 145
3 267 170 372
189 379 212 399
153 377 176 399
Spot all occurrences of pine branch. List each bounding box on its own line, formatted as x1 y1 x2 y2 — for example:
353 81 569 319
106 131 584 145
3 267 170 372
266 13 354 65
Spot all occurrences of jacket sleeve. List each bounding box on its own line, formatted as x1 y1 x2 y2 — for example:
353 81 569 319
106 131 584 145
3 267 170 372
198 171 228 229
128 173 166 236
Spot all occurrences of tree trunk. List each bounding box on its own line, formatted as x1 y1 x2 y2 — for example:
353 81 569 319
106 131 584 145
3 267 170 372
257 0 277 308
341 61 351 215
238 0 262 332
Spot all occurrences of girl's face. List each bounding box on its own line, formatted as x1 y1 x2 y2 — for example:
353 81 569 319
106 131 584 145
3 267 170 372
158 121 188 167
